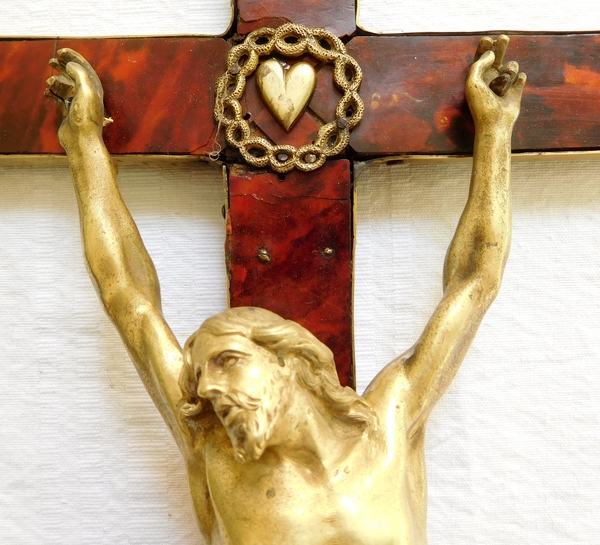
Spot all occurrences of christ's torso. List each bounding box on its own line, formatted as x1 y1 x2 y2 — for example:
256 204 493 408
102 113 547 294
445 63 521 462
189 409 428 545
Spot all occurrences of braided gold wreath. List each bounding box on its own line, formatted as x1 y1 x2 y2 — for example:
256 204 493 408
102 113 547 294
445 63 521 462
214 23 364 173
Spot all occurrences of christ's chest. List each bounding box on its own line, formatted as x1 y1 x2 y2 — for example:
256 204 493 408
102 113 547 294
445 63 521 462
203 440 416 545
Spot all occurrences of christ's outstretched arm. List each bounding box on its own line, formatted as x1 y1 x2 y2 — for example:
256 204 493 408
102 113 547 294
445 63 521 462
45 49 189 452
365 36 526 437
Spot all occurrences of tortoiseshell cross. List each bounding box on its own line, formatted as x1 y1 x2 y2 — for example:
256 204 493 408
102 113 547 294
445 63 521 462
2 0 600 387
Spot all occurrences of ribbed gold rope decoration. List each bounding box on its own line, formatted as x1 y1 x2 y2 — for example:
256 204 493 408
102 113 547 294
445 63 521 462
214 23 364 173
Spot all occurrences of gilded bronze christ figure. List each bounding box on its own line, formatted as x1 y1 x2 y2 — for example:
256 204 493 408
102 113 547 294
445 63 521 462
44 34 525 545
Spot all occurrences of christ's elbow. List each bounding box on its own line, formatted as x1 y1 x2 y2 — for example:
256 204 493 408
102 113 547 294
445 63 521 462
470 268 505 311
99 285 159 327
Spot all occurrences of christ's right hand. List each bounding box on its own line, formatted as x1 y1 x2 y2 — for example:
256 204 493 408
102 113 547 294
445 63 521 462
45 48 106 149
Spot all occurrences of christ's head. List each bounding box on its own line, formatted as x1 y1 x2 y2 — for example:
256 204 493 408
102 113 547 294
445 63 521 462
179 307 375 463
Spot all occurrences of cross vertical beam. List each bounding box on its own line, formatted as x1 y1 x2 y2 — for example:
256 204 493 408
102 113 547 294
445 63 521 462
227 160 354 387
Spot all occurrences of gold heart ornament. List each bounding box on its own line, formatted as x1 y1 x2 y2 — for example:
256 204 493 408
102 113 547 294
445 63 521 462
256 59 316 132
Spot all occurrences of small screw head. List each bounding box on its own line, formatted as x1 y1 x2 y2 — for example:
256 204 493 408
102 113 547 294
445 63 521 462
304 153 317 164
322 247 335 258
277 153 289 162
336 117 348 129
229 64 241 75
257 247 272 263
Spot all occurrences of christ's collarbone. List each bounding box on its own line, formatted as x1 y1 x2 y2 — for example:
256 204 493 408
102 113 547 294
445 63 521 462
201 430 420 545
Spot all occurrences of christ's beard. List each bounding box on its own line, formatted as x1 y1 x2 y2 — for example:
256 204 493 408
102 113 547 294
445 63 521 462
214 391 277 463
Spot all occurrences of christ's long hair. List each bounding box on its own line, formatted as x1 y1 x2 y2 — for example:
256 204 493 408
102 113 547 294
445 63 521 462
179 307 376 439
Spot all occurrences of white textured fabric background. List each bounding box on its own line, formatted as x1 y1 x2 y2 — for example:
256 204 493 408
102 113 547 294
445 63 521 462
358 0 600 33
0 0 233 36
1 163 228 544
1 3 600 545
354 159 600 544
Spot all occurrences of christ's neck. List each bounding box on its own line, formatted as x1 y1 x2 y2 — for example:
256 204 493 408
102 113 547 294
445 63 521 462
265 383 364 472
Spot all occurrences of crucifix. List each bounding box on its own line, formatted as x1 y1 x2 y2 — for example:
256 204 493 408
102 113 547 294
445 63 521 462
5 27 600 387
2 1 600 543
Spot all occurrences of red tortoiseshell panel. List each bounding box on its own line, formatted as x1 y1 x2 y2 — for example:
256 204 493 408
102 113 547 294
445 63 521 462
56 37 228 155
310 64 343 125
348 34 600 156
0 38 228 155
510 34 600 151
0 40 62 153
227 160 354 388
237 0 356 39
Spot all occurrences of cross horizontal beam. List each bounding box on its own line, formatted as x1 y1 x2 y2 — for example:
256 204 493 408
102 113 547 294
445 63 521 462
2 34 599 158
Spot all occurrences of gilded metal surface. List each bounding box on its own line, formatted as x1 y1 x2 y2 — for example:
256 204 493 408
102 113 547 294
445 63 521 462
46 35 524 545
214 23 364 173
256 58 316 131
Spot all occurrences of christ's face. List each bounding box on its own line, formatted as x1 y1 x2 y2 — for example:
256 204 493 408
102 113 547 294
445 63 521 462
191 333 292 463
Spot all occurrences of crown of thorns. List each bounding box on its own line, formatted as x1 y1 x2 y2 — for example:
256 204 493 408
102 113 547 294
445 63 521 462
214 23 364 173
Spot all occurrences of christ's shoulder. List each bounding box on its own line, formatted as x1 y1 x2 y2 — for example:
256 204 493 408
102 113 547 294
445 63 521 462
362 348 414 424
